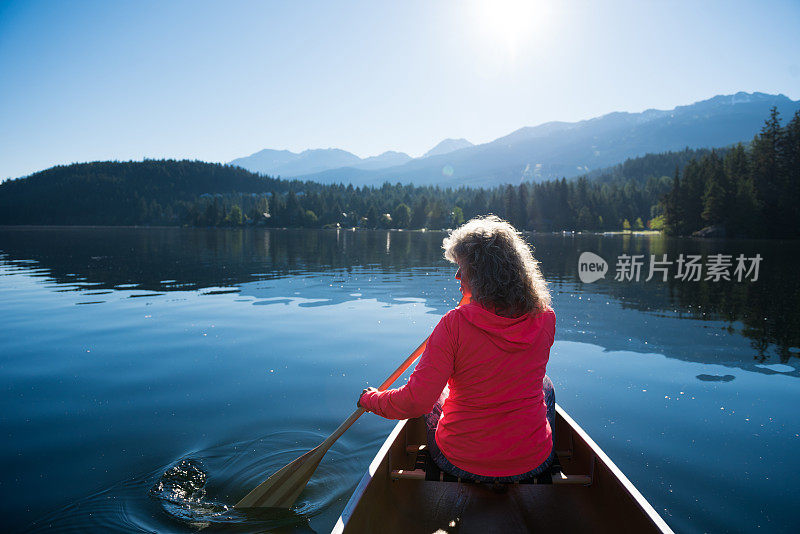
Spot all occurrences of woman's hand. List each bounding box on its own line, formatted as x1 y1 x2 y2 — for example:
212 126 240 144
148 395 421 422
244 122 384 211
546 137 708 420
358 387 378 408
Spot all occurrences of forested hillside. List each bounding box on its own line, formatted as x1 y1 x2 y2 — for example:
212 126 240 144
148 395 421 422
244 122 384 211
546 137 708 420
588 148 718 185
0 160 272 226
1 108 796 236
0 155 680 231
664 108 800 238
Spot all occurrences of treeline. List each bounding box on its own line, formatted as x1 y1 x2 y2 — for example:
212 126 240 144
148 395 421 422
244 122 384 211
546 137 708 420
3 114 794 235
0 160 272 226
241 174 670 231
189 148 704 231
0 151 698 231
663 107 800 238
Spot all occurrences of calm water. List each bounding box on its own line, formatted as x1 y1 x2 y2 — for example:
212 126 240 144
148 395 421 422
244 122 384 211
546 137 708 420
1 227 798 533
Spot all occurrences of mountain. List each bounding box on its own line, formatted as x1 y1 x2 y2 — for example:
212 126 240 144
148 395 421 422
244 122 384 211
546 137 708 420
298 92 800 187
422 138 474 158
352 151 412 170
229 148 361 177
228 139 473 179
229 147 413 176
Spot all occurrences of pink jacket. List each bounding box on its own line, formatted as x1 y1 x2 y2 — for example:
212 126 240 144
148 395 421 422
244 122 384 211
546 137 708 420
360 302 556 476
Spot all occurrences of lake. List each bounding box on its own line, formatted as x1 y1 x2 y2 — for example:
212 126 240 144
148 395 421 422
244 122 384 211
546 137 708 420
1 227 798 533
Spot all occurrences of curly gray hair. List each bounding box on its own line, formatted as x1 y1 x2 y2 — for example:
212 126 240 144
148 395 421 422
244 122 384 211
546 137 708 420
442 215 551 316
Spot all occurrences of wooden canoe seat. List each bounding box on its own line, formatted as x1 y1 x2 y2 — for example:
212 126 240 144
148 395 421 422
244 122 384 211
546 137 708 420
390 445 592 486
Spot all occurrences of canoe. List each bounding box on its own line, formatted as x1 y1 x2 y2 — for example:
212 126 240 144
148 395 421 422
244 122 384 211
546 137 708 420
333 404 673 533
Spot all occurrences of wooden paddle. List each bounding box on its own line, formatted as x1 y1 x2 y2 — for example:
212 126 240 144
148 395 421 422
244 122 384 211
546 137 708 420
234 295 468 509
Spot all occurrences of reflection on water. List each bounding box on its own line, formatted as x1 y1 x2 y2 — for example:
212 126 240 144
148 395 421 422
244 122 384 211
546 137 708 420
531 233 800 366
0 226 449 289
1 227 797 368
696 374 736 382
1 227 798 533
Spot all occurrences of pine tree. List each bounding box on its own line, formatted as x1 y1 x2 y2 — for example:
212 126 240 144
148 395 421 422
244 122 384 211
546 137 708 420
517 184 529 229
502 185 517 224
427 199 449 229
556 178 571 230
285 191 303 227
410 196 429 229
725 144 759 236
751 106 784 235
392 203 411 229
365 204 379 229
469 190 488 219
576 206 593 230
783 111 800 237
574 176 591 226
681 160 706 233
701 151 727 227
664 166 685 235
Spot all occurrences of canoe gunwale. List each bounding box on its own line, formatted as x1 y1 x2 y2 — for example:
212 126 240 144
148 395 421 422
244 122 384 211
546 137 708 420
554 404 674 534
334 405 674 533
332 418 408 533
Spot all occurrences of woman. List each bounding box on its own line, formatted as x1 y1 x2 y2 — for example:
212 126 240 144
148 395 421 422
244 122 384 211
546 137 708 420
358 215 556 482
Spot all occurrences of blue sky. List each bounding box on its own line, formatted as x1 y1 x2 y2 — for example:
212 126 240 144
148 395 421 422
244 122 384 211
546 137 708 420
1 0 798 180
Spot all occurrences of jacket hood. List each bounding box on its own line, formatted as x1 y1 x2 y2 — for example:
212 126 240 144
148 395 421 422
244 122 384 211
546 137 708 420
458 302 552 352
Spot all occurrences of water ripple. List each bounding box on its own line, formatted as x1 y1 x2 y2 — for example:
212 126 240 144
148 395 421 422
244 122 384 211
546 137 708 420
26 430 369 533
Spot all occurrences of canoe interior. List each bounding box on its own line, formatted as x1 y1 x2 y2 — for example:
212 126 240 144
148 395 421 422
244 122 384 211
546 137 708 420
334 404 672 534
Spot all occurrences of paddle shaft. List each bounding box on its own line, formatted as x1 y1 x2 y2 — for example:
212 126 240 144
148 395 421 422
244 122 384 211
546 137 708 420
319 334 432 450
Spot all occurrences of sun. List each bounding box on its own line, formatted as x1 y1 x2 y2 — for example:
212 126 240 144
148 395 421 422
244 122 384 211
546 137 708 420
469 0 544 58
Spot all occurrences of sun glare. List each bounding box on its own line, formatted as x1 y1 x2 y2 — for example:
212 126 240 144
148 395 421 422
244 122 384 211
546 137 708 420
470 0 544 58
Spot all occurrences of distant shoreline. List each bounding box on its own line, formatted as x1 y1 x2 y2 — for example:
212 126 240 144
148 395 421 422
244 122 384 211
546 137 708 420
0 224 665 238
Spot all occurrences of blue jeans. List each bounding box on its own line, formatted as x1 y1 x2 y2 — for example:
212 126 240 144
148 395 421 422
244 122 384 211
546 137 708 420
424 375 556 482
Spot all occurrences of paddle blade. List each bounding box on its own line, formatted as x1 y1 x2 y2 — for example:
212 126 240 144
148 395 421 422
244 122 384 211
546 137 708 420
234 446 325 509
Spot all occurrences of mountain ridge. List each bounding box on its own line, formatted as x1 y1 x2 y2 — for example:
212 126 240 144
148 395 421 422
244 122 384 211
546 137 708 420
229 136 478 177
229 92 798 187
293 91 799 187
422 138 474 158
